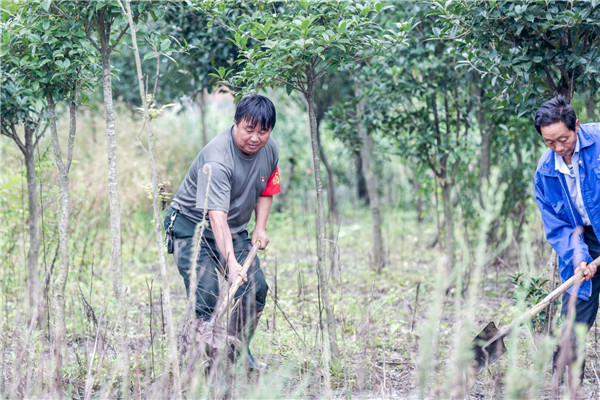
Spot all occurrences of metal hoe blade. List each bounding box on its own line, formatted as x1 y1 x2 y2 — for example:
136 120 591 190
471 256 599 374
471 321 507 374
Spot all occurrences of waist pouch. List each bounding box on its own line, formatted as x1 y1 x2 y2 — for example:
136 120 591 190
164 206 201 253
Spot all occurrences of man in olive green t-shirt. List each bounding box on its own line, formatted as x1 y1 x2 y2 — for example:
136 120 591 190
164 95 281 370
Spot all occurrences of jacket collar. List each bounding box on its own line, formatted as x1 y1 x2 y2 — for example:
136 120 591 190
538 128 592 177
579 125 594 149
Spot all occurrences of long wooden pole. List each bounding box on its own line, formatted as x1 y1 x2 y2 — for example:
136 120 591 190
211 242 260 325
484 255 600 348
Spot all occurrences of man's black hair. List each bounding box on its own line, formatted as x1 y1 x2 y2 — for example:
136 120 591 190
534 95 577 135
234 95 276 131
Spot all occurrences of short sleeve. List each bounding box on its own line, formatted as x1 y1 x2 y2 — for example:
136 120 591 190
196 162 231 212
261 166 281 196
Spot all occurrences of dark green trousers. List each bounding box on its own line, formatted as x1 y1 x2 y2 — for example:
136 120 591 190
164 207 268 329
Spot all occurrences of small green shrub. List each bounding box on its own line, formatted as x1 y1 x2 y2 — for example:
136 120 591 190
509 272 559 332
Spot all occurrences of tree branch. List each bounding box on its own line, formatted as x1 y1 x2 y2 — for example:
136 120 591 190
444 94 450 138
65 99 77 173
152 49 160 99
47 93 66 174
33 122 48 150
86 7 105 52
450 157 460 186
543 65 558 93
85 28 101 52
49 2 69 19
1 123 26 155
554 62 570 94
424 150 441 178
108 23 130 54
430 94 441 147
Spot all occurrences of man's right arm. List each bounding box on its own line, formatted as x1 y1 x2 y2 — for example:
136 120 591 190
208 210 247 284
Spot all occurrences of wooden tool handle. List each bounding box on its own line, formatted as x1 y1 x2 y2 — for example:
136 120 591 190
524 271 583 319
525 255 599 320
211 242 261 325
488 255 600 345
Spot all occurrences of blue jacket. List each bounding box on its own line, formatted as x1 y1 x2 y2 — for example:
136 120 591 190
534 123 600 300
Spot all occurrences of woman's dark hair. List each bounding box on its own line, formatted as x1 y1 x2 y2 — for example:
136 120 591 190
234 95 276 131
534 95 577 134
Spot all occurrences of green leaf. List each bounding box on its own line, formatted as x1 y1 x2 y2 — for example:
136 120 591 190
41 0 52 11
285 84 294 95
263 19 272 35
301 18 311 30
143 52 157 61
334 43 346 52
160 38 171 51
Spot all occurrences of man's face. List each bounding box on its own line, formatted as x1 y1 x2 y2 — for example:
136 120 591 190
233 118 272 155
540 120 580 161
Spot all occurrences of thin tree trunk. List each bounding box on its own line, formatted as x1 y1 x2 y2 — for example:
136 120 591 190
441 181 454 270
316 120 338 221
303 83 339 368
477 85 490 187
274 157 295 213
585 95 597 120
48 96 76 398
355 154 369 205
121 0 181 393
89 108 98 144
357 97 385 272
96 10 128 383
281 157 295 197
316 120 340 279
198 90 208 146
2 124 42 322
24 126 41 319
411 169 423 224
100 53 125 320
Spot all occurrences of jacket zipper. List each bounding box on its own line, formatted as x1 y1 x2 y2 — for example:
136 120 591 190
558 174 579 228
558 173 590 298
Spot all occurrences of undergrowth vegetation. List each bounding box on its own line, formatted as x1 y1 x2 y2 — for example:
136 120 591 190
1 95 598 399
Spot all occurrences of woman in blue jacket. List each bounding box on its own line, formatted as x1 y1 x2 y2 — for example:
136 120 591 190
534 95 600 381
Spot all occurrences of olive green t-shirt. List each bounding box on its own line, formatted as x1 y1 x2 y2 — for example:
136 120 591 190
171 126 278 233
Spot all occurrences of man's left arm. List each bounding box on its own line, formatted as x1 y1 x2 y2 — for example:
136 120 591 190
253 164 281 249
252 195 273 250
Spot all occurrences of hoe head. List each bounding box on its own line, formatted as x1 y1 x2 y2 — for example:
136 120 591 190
471 321 507 374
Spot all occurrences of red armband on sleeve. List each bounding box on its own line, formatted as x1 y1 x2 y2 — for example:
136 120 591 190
261 167 281 196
